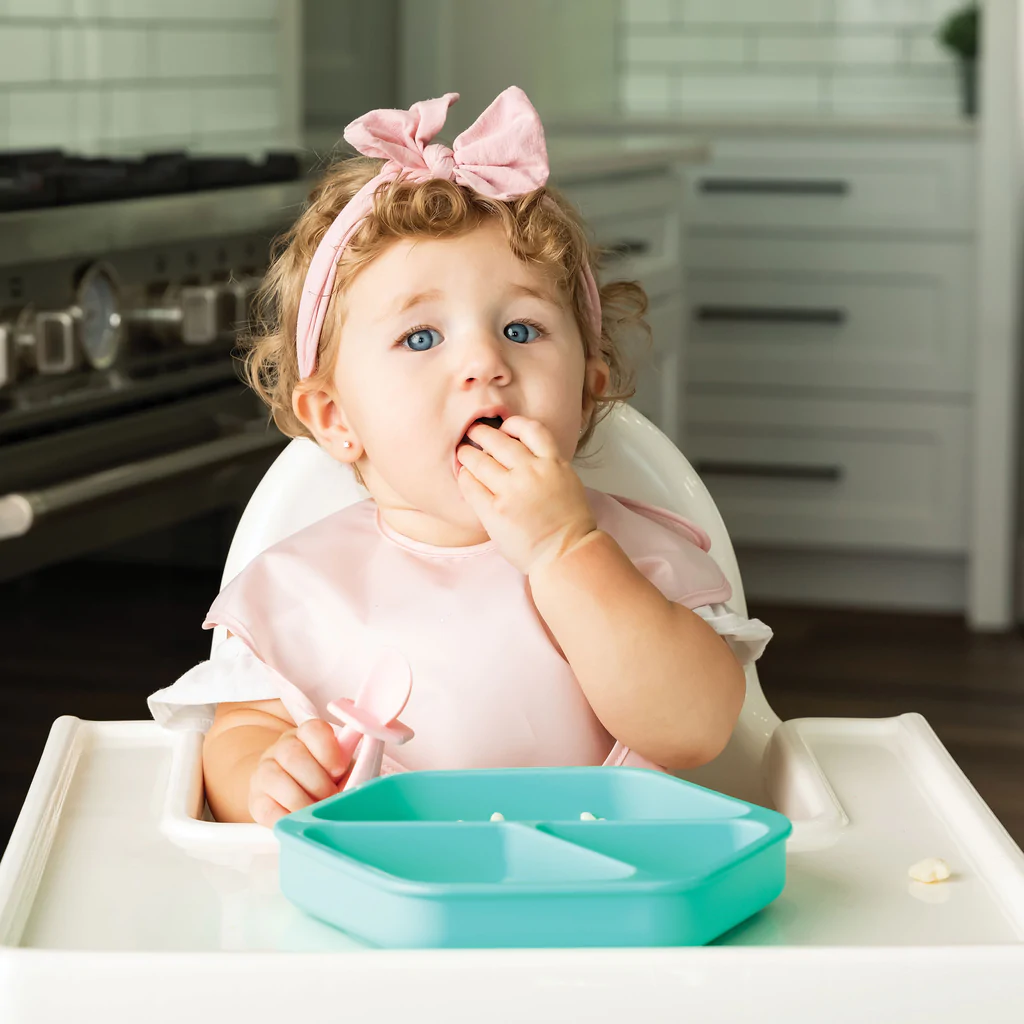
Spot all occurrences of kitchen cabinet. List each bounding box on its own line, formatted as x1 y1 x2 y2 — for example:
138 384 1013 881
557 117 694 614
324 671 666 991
681 127 976 610
550 137 705 448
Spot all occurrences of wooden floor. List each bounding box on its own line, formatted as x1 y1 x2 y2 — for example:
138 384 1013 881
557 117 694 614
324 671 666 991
1 560 1022 854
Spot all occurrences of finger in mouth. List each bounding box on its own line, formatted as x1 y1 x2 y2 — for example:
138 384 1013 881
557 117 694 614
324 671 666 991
460 415 503 452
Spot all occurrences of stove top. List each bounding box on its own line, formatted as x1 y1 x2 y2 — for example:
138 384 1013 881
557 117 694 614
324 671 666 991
0 149 302 212
0 153 302 581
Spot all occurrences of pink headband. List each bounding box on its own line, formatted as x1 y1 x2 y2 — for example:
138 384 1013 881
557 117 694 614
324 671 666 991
295 86 602 379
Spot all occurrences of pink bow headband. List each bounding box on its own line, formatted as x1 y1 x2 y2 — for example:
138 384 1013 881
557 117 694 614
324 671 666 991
295 86 603 379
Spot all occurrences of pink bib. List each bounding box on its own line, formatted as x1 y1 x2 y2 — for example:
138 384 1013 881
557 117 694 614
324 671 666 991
202 488 732 772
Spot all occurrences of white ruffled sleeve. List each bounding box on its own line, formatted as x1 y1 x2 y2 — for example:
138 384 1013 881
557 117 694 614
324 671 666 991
147 635 283 732
691 603 773 666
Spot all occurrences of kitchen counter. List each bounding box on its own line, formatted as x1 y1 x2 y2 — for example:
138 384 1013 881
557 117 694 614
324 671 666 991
2 134 708 266
545 134 708 181
0 179 311 266
545 113 977 141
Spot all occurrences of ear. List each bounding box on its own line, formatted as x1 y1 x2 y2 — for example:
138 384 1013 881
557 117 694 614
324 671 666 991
582 356 611 423
292 383 362 465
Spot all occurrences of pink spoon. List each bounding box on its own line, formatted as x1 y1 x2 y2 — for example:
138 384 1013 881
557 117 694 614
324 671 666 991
326 647 414 792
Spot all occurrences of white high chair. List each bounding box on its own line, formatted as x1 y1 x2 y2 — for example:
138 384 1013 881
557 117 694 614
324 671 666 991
1 405 1023 1024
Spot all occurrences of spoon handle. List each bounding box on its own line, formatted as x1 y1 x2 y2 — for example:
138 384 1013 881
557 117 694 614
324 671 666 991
343 738 385 791
325 724 361 788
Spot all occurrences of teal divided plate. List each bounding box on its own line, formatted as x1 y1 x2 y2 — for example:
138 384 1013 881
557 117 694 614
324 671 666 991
275 767 792 949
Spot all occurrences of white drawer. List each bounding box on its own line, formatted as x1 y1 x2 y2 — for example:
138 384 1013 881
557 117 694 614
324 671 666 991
593 208 679 295
685 137 975 235
683 393 970 554
563 170 679 221
562 172 682 295
686 236 974 395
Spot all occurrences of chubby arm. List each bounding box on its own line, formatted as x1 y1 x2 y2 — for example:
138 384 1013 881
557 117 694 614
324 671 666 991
202 697 295 823
201 634 350 825
527 530 745 771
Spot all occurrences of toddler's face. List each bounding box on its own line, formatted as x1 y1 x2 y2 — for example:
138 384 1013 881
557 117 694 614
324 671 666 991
306 221 606 545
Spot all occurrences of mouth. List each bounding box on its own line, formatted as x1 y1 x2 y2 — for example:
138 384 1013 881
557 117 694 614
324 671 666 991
459 414 504 452
453 408 509 478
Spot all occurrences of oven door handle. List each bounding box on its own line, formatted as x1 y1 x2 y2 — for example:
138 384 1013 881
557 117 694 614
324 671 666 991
0 427 286 541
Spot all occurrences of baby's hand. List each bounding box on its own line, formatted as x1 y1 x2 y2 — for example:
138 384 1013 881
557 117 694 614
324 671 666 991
456 415 597 575
248 719 350 827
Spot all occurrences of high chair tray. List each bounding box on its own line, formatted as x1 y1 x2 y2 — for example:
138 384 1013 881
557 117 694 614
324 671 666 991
275 768 791 948
2 717 1024 1024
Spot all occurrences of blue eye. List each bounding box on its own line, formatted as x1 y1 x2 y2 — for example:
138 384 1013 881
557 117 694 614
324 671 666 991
504 321 540 344
404 327 442 351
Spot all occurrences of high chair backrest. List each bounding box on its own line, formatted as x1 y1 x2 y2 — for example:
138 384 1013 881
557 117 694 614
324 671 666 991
215 404 780 801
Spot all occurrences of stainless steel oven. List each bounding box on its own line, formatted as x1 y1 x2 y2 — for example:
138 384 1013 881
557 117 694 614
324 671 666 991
0 151 312 582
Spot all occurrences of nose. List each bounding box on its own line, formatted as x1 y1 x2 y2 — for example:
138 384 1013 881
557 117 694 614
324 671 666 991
456 329 512 389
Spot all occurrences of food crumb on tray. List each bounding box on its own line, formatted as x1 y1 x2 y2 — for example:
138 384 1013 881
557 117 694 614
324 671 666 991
908 857 951 883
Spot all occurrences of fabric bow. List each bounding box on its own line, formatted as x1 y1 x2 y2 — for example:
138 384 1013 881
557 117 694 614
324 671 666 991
295 86 601 378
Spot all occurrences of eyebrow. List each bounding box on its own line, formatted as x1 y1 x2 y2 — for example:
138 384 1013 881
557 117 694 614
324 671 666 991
506 282 563 308
393 288 444 316
383 282 564 323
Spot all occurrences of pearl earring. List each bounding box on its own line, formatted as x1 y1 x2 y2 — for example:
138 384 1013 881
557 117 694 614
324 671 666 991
342 441 352 449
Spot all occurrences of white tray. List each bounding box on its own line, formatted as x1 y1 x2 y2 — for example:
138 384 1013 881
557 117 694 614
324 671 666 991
1 715 1023 1023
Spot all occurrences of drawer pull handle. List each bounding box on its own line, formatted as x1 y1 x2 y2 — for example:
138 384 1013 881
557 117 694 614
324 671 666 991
696 305 847 325
698 178 850 197
693 460 843 482
603 239 651 260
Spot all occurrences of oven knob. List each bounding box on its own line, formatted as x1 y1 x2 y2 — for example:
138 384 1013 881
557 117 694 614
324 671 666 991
124 278 257 347
0 309 28 388
0 307 38 385
0 322 14 390
34 310 78 374
123 284 219 346
179 285 220 345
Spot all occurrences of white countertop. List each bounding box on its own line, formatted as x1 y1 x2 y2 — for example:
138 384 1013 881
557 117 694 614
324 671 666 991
303 128 708 184
545 113 977 141
545 135 708 180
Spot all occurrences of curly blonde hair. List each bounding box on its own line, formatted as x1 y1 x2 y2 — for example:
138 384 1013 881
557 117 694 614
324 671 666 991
242 156 650 464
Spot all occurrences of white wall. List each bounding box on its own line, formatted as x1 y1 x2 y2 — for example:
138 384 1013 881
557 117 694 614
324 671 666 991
398 0 619 138
0 0 301 155
304 0 396 133
971 0 1022 628
621 0 968 117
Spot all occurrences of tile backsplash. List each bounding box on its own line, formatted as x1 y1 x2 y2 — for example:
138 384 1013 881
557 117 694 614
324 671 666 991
0 0 293 155
621 0 969 118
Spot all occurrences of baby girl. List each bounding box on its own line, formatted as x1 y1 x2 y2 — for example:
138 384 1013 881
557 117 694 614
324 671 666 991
148 87 771 827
